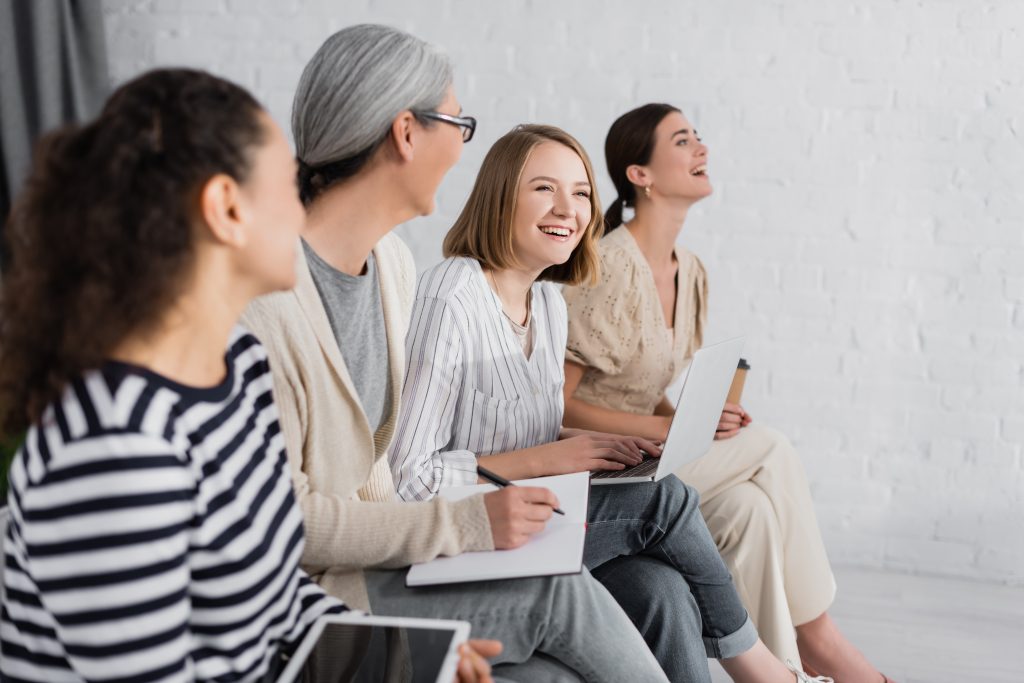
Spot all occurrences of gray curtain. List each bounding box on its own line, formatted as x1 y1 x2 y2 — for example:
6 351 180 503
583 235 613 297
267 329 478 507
0 0 109 264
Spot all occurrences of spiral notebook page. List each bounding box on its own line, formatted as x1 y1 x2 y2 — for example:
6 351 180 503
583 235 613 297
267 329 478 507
406 472 590 587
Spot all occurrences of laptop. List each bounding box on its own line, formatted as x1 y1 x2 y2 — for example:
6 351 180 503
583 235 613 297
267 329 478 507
591 336 744 486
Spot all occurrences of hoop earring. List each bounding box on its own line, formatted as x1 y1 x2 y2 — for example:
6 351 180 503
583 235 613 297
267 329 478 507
644 184 652 199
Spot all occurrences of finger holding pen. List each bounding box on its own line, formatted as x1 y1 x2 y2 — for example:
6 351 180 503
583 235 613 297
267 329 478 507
517 486 563 521
482 486 560 549
479 470 567 549
477 466 565 515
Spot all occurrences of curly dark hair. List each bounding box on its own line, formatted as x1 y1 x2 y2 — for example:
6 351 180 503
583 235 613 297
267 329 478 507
0 68 266 436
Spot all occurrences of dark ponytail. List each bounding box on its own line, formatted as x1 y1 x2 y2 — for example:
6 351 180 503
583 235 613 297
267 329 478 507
603 103 680 232
296 142 380 205
603 195 627 233
0 68 266 435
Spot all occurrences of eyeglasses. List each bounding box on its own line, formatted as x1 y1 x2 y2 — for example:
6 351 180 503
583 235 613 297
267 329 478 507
416 111 477 142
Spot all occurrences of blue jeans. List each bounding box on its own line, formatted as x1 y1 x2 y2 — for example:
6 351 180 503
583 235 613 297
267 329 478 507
585 478 759 680
364 566 668 682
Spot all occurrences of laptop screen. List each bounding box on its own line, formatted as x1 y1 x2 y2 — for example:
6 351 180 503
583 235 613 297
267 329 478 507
294 622 458 683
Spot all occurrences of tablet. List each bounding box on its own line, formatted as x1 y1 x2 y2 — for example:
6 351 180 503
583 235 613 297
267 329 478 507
276 613 471 683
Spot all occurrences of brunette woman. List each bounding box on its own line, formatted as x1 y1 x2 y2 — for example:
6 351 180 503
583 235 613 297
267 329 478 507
561 103 892 683
0 68 345 683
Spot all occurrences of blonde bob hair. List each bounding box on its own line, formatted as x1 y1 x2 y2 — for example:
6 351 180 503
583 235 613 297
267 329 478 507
443 124 604 286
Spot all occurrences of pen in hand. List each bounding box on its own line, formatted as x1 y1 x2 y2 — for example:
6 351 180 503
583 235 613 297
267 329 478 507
476 465 565 516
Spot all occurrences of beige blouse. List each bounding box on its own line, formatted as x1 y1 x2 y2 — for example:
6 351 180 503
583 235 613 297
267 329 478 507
563 227 708 416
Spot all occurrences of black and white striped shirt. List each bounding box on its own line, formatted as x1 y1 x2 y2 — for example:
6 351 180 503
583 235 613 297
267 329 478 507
390 257 566 501
1 328 343 682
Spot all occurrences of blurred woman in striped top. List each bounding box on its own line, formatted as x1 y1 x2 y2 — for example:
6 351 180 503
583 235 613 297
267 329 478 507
0 68 346 682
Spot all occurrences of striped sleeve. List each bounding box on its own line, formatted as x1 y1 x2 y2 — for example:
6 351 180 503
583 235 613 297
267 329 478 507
3 430 195 683
2 332 347 683
390 297 479 502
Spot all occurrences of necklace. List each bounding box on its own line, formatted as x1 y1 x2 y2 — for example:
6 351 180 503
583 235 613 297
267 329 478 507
487 269 531 327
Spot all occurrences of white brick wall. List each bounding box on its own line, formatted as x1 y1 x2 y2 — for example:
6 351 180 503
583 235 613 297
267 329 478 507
102 0 1024 585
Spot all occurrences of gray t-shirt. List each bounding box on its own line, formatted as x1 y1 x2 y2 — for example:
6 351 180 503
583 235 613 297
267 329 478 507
303 239 390 433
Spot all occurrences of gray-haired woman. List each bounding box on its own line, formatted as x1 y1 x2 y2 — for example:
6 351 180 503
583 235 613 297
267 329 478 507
241 24 669 682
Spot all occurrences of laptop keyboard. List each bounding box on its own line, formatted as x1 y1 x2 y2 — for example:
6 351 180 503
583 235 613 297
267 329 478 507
591 454 661 480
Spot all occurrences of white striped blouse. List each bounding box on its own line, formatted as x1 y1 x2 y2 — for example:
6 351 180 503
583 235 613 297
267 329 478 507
1 328 343 683
390 257 566 502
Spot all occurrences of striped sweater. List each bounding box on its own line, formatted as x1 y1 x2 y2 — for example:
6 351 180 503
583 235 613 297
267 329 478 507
390 257 566 501
1 329 342 682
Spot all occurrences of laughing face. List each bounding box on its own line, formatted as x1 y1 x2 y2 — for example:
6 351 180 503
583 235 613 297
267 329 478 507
641 110 712 202
510 141 593 272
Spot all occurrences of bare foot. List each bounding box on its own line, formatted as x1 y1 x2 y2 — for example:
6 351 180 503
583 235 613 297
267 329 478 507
795 612 885 683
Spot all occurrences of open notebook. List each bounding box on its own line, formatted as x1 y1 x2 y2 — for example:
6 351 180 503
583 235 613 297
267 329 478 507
406 472 590 587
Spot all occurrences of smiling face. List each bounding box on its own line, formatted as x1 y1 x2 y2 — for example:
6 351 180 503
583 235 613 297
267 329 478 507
509 141 594 273
638 111 711 203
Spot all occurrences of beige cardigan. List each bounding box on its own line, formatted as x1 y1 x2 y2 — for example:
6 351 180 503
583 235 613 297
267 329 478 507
241 234 493 610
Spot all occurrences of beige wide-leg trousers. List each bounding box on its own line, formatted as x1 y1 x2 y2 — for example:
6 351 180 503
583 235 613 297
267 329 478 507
674 422 836 665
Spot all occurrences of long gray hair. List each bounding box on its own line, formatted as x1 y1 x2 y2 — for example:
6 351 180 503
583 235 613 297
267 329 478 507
292 24 452 203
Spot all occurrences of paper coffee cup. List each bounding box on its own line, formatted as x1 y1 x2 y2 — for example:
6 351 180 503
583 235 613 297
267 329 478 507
726 358 750 405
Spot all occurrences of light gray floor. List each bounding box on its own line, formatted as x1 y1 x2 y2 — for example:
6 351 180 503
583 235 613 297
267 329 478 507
709 565 1024 683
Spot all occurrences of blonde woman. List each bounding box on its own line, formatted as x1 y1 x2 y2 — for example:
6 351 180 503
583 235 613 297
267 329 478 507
391 124 832 683
561 103 891 683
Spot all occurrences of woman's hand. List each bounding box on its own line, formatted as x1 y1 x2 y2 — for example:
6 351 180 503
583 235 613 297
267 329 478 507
540 430 663 474
482 486 559 549
455 639 502 683
714 403 752 440
477 429 665 484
